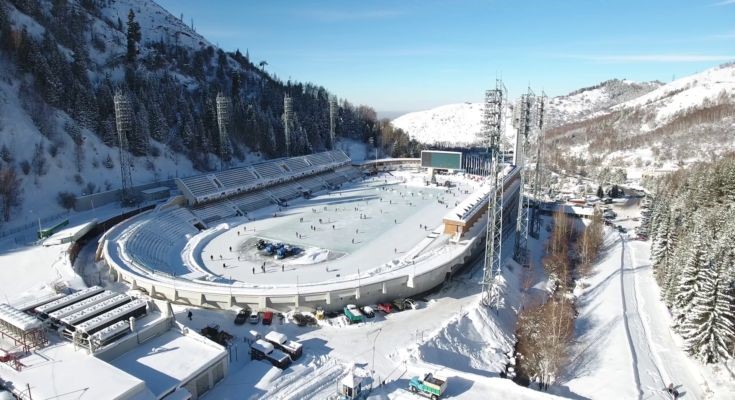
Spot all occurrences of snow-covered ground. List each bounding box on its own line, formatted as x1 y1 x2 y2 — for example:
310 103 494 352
566 197 735 400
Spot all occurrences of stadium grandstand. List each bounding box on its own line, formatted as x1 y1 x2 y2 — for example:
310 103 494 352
175 149 356 225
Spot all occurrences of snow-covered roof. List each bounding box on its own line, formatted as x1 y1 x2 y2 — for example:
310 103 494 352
264 331 288 345
1 336 155 400
0 303 41 331
110 329 226 398
252 339 275 354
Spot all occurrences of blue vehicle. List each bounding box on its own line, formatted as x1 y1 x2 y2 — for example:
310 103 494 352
264 242 284 255
275 245 301 259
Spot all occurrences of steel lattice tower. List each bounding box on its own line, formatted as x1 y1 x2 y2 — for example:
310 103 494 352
283 94 293 157
530 92 546 239
113 90 134 204
481 79 506 306
329 97 338 150
216 92 232 170
513 88 535 267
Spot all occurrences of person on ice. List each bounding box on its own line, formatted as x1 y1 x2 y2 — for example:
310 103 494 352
187 310 192 320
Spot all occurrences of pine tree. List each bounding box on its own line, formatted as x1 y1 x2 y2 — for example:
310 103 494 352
672 226 707 328
126 9 142 64
596 185 604 198
682 260 735 364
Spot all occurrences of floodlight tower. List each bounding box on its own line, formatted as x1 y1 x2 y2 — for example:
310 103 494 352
113 90 134 204
329 97 338 149
216 92 232 170
481 79 506 307
530 92 546 239
513 88 535 267
283 94 294 157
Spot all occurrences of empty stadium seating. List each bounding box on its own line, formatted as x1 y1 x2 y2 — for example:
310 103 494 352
215 168 258 189
232 190 273 213
122 208 199 276
192 201 239 223
253 162 286 179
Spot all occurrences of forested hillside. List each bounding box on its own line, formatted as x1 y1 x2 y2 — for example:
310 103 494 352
0 0 419 225
646 154 735 364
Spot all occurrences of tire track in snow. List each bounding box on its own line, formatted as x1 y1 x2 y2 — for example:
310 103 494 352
619 236 667 399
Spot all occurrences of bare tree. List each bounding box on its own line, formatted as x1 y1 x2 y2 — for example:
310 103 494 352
0 167 23 222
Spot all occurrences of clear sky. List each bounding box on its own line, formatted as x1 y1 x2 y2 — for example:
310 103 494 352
157 0 735 116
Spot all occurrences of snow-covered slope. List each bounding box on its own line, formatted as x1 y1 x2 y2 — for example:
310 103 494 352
547 79 662 128
546 63 735 173
612 63 735 128
392 102 517 147
392 102 485 146
0 0 379 229
392 79 659 147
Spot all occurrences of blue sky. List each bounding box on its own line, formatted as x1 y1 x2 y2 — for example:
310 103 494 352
157 0 735 116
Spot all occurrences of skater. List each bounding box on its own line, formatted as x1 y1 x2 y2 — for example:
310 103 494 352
187 310 193 320
332 225 335 230
351 238 354 244
210 254 214 260
252 267 255 274
223 263 226 268
394 219 397 224
282 265 284 272
219 254 222 260
229 246 232 252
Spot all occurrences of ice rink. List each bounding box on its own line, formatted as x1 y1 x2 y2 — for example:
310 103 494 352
199 170 481 285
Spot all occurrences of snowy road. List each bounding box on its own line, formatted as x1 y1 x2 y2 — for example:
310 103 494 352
619 236 667 399
624 239 708 400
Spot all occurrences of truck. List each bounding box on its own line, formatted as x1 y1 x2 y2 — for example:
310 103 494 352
408 373 447 399
264 331 303 360
250 339 291 369
343 304 364 324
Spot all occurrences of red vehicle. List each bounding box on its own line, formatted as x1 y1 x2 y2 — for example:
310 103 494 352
262 311 274 325
377 303 393 313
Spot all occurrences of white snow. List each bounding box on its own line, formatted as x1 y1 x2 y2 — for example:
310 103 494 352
392 103 487 146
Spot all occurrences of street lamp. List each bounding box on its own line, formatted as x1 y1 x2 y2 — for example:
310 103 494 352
371 327 383 377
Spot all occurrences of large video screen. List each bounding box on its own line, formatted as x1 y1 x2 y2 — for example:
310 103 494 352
420 151 462 170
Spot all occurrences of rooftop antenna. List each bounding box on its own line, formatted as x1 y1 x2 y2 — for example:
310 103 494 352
481 79 507 308
216 92 232 170
283 94 293 157
113 90 135 205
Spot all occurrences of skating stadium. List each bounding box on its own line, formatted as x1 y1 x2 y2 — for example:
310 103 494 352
100 150 521 311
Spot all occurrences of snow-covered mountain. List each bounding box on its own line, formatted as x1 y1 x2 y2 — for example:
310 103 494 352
392 102 518 147
392 79 660 147
0 0 386 228
392 64 735 171
547 63 735 172
547 79 662 128
392 102 485 146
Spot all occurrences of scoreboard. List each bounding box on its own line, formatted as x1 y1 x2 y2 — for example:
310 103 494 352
420 150 462 170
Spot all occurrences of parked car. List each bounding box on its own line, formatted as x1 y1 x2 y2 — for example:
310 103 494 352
377 303 393 314
360 306 375 318
234 308 251 325
262 311 274 325
344 304 364 324
391 299 407 311
249 312 260 324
